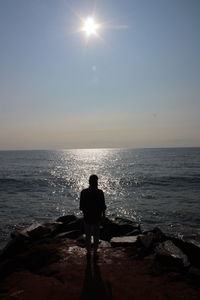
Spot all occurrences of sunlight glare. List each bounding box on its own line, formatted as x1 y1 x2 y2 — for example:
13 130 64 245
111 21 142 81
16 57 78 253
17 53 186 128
82 16 99 36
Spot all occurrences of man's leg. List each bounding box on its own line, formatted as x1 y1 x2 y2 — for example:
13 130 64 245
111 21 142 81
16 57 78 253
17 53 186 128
84 223 91 254
93 223 100 254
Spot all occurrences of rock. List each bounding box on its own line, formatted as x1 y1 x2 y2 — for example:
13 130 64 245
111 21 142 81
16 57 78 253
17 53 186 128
138 227 166 250
0 257 21 280
138 233 154 249
3 222 64 257
56 215 77 224
100 218 140 241
20 223 45 237
76 235 86 248
167 237 200 268
114 217 140 229
57 230 82 239
126 229 141 236
110 236 138 247
0 237 200 300
155 240 190 268
100 218 120 241
119 224 139 235
11 223 41 240
1 236 28 258
56 218 84 235
150 227 166 242
188 266 200 278
11 229 29 240
99 240 111 248
11 222 61 241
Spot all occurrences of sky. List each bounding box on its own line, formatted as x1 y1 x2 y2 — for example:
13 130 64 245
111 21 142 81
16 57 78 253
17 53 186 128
0 0 200 150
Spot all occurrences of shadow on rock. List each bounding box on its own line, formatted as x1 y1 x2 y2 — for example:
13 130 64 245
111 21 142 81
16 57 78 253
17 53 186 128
79 259 112 300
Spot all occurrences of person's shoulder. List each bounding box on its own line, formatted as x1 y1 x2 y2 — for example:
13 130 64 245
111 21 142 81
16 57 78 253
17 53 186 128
97 189 104 194
81 188 89 194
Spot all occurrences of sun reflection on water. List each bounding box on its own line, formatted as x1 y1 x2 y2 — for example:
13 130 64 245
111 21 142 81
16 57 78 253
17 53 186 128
46 149 141 223
48 149 138 220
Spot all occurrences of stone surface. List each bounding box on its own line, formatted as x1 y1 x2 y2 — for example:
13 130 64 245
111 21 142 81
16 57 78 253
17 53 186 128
100 218 139 241
56 215 77 224
1 237 28 258
155 240 190 268
57 230 82 239
189 266 200 278
1 215 200 299
138 227 166 251
11 222 61 241
2 215 200 299
149 227 166 242
114 217 140 229
0 238 199 300
126 229 141 236
168 237 200 268
99 240 111 248
56 218 84 235
138 233 154 249
110 236 138 247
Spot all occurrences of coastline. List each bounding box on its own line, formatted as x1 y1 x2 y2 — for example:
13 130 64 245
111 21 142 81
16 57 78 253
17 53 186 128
0 215 200 299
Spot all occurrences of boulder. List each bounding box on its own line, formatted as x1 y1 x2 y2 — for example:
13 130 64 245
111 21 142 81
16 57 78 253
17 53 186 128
188 266 200 278
100 218 121 241
111 236 138 247
115 224 138 236
100 218 140 241
138 233 154 249
114 217 140 229
56 218 84 235
149 227 166 242
167 237 200 268
126 229 141 236
11 222 61 241
155 240 190 268
56 215 77 224
99 240 111 248
57 230 82 239
138 227 166 250
1 236 28 258
3 222 63 258
76 235 86 248
0 257 21 280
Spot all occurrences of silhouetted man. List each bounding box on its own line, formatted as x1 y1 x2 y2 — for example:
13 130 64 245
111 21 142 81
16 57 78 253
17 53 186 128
80 175 106 258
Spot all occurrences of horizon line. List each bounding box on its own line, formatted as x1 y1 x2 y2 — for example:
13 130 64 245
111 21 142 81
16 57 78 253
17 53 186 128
0 146 200 152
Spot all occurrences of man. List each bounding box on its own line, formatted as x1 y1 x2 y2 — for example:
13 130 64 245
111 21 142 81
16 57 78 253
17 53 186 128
80 175 106 258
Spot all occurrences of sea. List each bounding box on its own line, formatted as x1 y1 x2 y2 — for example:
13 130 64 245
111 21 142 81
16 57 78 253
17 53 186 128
0 148 200 249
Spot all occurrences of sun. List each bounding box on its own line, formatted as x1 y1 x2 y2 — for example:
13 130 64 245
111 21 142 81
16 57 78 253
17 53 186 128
82 16 99 36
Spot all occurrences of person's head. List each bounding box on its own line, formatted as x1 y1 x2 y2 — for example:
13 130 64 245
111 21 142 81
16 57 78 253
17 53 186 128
89 174 98 188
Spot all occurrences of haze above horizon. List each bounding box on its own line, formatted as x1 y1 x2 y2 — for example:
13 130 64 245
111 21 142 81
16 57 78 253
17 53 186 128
0 0 200 150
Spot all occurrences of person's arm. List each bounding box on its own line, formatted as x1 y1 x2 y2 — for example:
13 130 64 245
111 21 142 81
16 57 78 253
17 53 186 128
101 191 106 219
80 190 84 211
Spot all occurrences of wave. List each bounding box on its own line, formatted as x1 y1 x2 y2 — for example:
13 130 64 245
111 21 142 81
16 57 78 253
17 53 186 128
0 178 19 184
0 178 50 188
119 175 200 188
145 175 200 186
1 173 200 192
0 177 74 191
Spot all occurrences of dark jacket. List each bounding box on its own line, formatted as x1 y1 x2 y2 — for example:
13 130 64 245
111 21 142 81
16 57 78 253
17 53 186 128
80 187 106 224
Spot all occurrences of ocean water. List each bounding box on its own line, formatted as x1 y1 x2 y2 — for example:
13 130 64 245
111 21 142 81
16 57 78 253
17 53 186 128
0 148 200 248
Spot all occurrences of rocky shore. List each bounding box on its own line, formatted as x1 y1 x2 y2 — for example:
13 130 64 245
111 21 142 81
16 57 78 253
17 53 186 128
0 215 200 299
